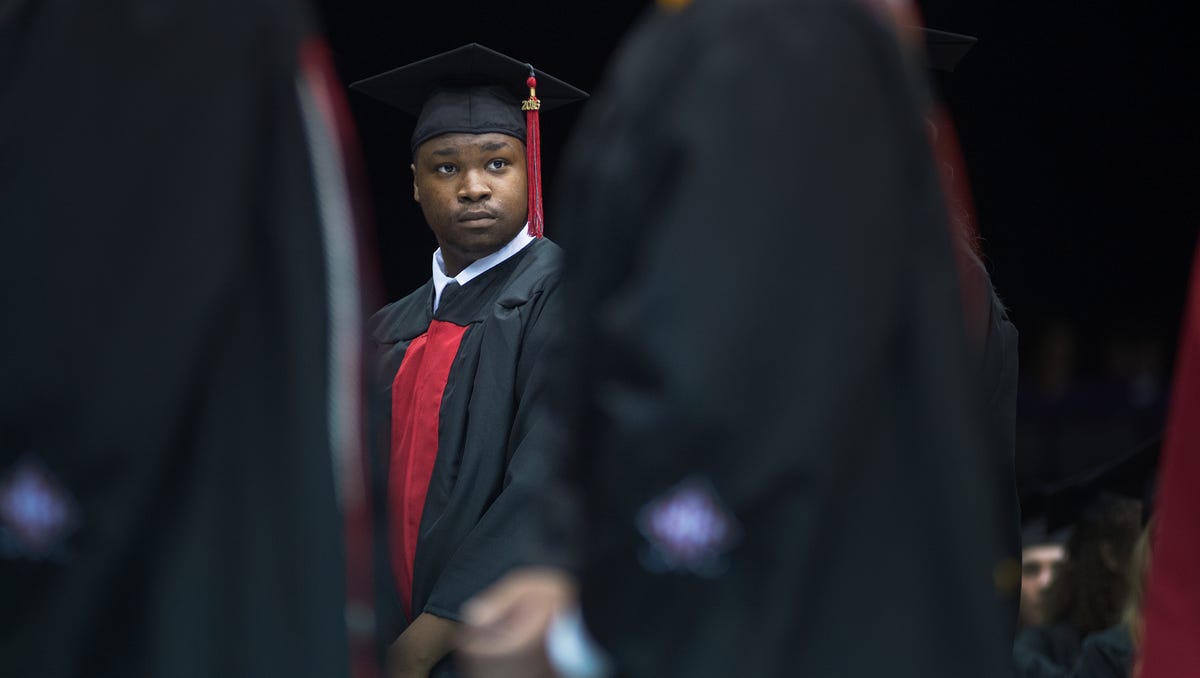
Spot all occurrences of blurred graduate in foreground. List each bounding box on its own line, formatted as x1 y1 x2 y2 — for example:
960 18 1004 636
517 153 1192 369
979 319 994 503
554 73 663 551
0 1 375 676
458 0 1018 676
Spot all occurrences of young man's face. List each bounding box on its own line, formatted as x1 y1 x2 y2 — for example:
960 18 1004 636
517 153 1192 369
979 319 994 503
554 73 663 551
412 132 528 276
1019 543 1066 627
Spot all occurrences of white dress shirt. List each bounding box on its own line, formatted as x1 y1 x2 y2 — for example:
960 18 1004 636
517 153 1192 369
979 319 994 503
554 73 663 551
430 227 535 312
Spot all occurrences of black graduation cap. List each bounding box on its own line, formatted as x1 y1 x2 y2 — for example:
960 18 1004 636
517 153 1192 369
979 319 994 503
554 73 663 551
921 28 978 72
348 42 587 153
1021 515 1073 548
349 43 587 238
1024 434 1162 536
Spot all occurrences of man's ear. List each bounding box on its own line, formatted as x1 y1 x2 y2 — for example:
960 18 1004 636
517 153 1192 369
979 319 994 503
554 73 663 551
411 163 420 203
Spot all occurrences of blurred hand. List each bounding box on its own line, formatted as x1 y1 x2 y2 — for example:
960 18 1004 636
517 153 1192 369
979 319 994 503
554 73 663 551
386 612 460 678
458 567 577 678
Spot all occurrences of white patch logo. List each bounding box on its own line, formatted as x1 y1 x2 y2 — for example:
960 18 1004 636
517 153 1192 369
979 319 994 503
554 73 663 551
0 455 79 560
636 475 741 577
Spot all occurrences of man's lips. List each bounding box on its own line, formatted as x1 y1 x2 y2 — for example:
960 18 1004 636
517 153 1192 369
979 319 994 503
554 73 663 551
459 211 498 223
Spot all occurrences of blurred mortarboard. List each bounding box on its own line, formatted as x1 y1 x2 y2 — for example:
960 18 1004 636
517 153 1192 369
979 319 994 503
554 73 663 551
348 43 587 238
921 28 977 72
1023 434 1162 537
1021 515 1073 549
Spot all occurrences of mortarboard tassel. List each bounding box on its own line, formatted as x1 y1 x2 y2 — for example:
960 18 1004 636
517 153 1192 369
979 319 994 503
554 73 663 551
522 68 544 238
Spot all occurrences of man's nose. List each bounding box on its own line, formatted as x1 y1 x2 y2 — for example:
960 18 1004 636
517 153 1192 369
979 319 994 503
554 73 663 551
459 168 491 202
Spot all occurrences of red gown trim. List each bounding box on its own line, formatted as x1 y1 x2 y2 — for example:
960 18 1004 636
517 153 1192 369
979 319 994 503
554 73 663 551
388 319 469 619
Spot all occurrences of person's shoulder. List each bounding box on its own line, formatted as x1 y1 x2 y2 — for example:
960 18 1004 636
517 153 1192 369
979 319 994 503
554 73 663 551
1017 622 1088 671
368 281 434 343
495 238 564 307
1081 624 1133 660
525 237 565 293
526 237 565 272
1071 624 1133 678
1016 623 1082 651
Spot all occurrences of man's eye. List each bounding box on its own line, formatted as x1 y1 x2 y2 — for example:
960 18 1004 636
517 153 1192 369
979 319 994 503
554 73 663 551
436 164 456 175
487 159 508 170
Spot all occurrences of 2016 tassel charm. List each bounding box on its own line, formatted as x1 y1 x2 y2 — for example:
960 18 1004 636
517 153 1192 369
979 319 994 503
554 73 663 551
522 68 544 238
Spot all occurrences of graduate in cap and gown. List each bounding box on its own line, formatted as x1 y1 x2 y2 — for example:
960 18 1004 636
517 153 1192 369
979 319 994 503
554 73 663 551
349 44 585 678
459 1 1018 677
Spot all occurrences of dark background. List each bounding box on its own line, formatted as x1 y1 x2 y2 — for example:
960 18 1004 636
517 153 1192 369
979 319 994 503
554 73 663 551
315 0 1196 491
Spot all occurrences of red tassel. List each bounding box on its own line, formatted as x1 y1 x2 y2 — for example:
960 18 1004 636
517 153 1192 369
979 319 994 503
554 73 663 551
523 73 543 238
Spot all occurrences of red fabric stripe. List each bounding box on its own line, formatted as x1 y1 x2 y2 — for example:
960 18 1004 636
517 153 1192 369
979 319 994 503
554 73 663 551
927 105 990 346
388 320 469 619
859 0 991 343
1140 244 1200 678
297 36 379 678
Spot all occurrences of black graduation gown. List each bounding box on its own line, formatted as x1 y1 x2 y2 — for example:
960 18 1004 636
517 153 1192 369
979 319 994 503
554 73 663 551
1013 623 1133 678
1075 625 1134 678
368 238 563 663
1015 623 1086 676
0 1 363 676
539 0 1016 676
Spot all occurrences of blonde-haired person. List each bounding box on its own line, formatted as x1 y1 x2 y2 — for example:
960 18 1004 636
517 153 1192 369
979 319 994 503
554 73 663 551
1123 520 1154 677
1037 517 1153 678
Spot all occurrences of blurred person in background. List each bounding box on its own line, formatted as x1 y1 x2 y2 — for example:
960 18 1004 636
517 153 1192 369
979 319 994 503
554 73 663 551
1013 520 1154 678
1013 435 1159 678
1014 498 1142 674
1079 518 1154 678
1019 520 1070 629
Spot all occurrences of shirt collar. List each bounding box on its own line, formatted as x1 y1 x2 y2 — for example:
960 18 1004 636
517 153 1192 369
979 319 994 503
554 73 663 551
431 227 535 312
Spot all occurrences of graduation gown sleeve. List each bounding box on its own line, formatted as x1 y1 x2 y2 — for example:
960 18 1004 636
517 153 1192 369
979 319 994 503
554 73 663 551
420 282 565 620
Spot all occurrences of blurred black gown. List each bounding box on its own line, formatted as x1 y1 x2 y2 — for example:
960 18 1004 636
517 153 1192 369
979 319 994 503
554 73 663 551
0 1 363 676
534 0 1020 676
